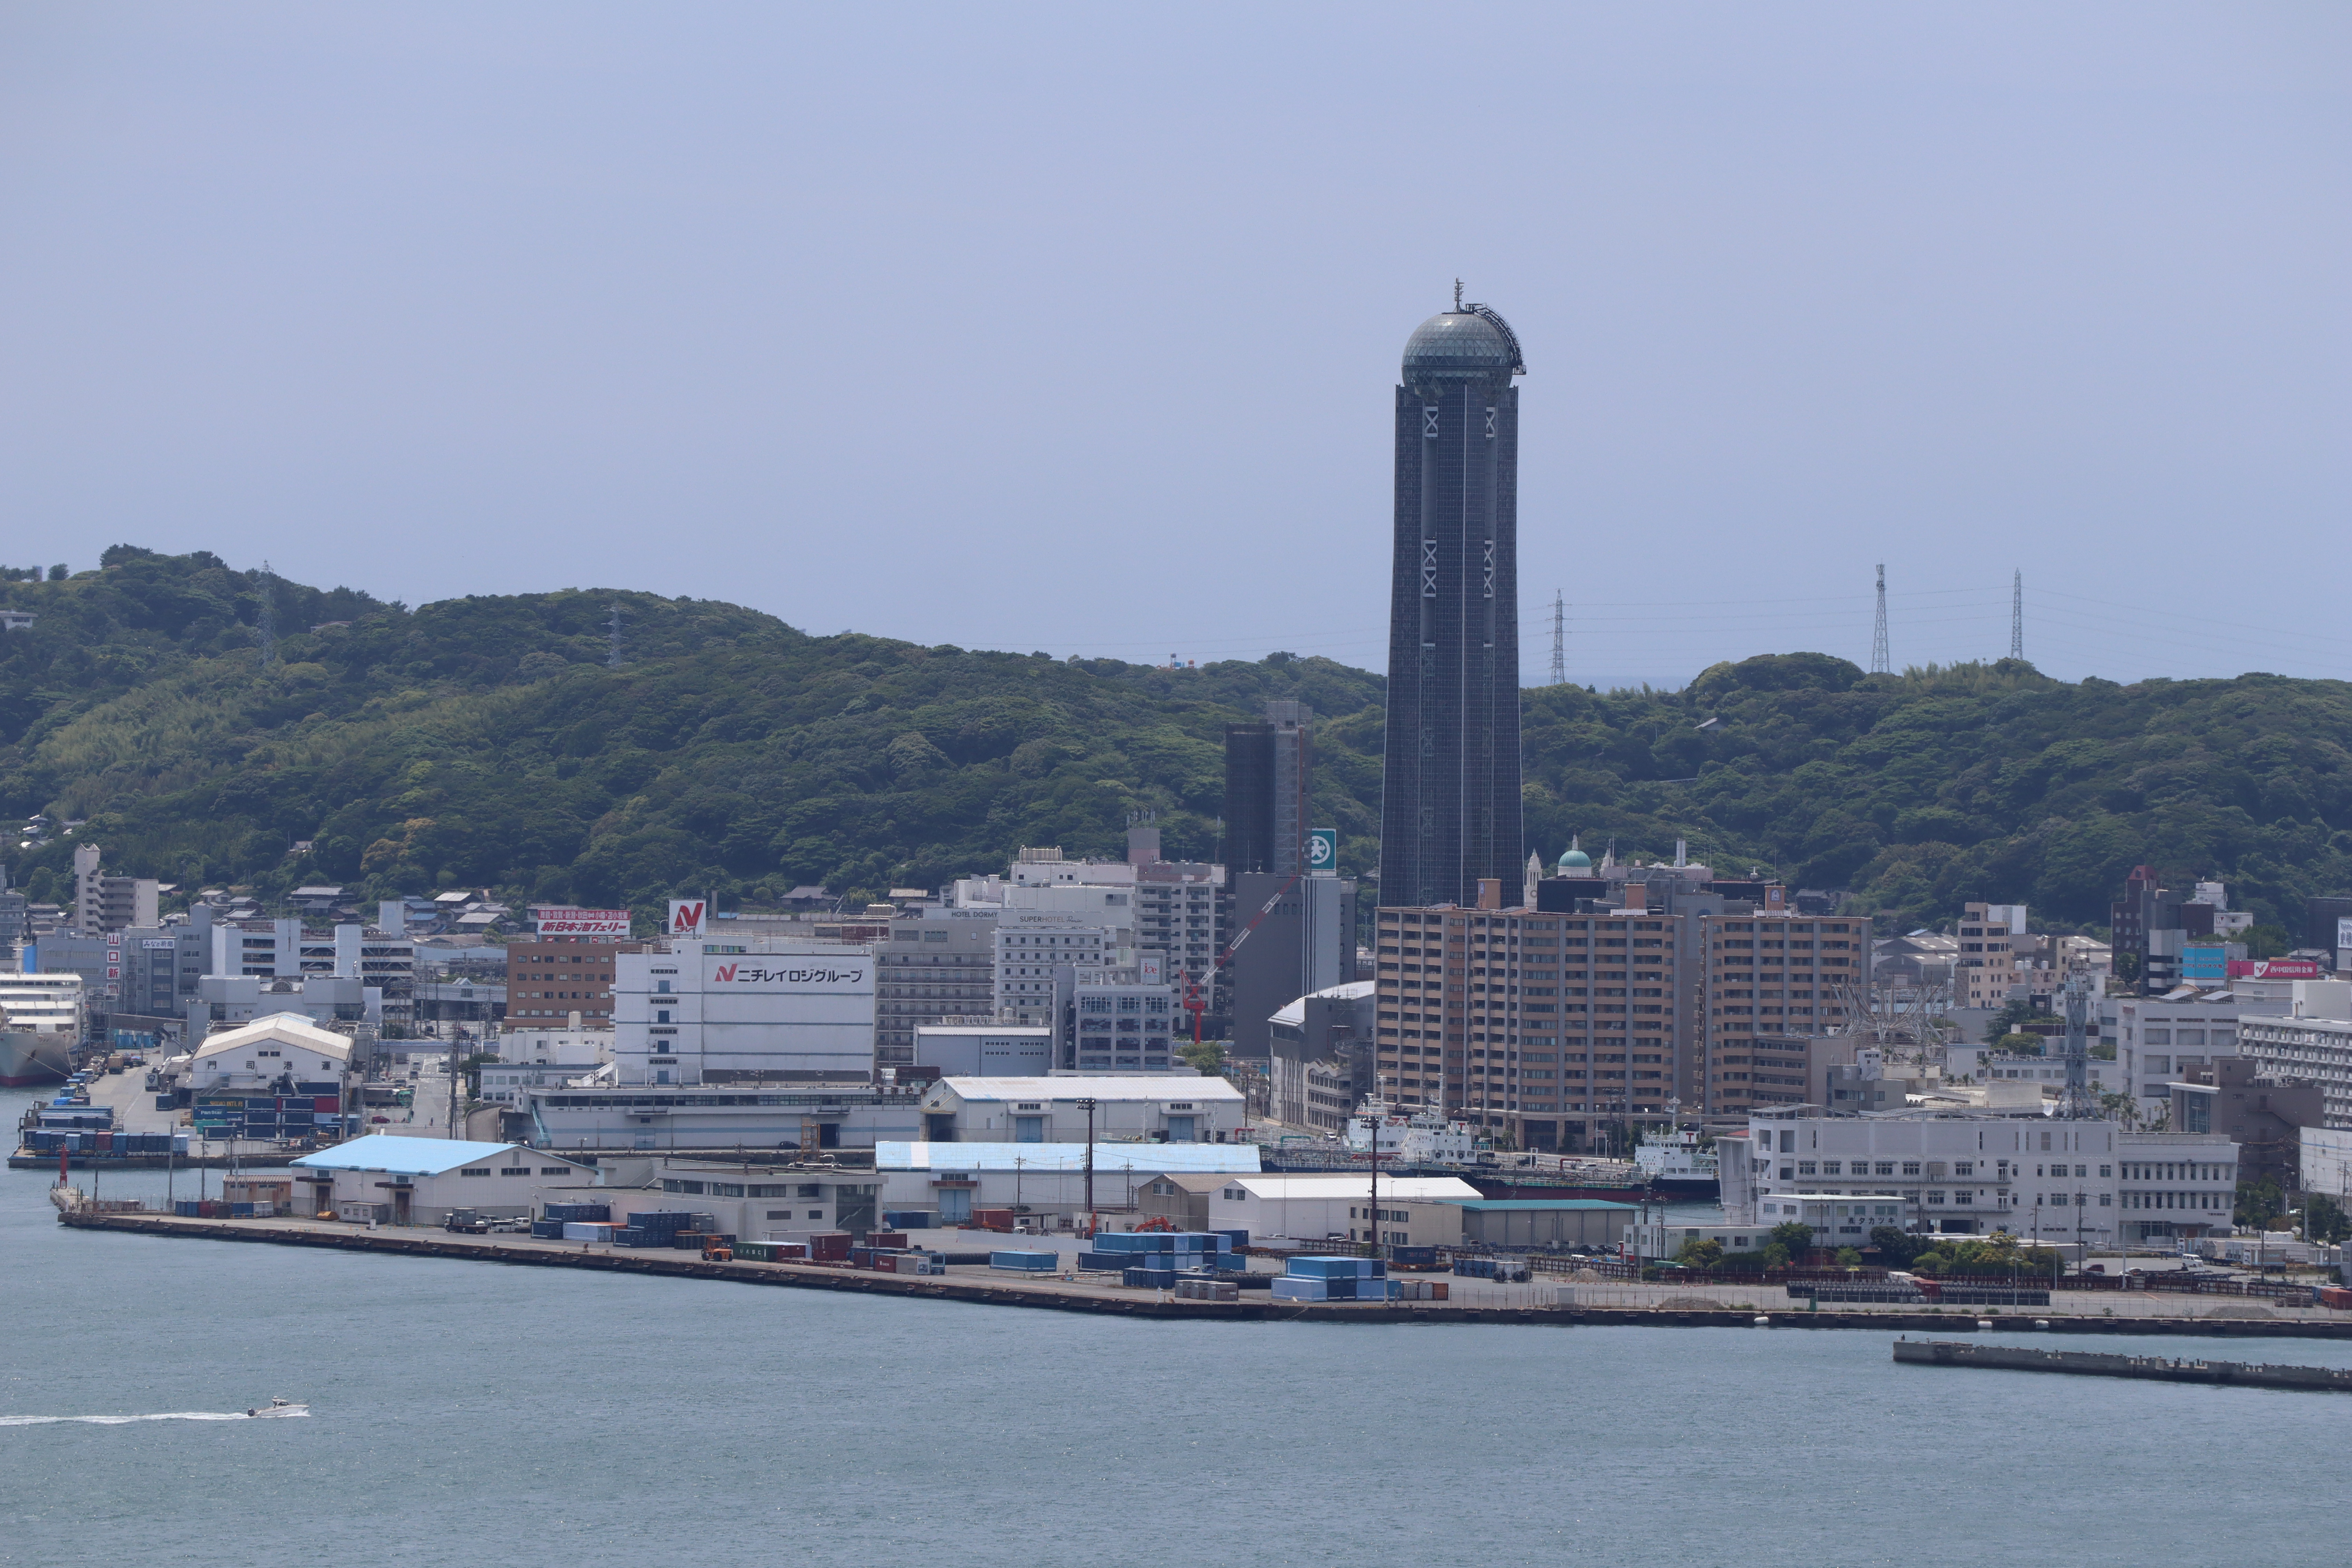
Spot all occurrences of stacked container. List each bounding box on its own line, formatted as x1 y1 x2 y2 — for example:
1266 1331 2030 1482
544 1203 611 1224
1086 1231 1238 1276
1174 1278 1240 1302
1270 1256 1387 1302
1452 1257 1531 1282
561 1221 619 1242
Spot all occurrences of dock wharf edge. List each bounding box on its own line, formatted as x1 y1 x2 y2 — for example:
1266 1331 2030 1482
1893 1338 2352 1388
56 1212 2352 1338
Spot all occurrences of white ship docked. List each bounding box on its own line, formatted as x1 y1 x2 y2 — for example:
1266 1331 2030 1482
0 973 82 1087
1633 1127 1720 1197
1345 1096 1481 1165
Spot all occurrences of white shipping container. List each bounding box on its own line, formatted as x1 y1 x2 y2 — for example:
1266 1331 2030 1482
562 1222 618 1242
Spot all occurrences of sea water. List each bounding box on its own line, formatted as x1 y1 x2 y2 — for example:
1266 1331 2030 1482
3 1160 2343 1567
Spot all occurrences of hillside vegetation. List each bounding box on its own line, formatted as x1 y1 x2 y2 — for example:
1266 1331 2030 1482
3 548 2348 935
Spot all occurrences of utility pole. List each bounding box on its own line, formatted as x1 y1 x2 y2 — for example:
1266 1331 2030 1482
1077 1096 1097 1233
1870 564 1890 675
2009 570 2024 662
1549 592 1566 687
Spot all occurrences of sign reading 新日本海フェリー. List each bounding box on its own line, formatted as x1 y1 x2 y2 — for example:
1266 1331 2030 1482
532 906 633 938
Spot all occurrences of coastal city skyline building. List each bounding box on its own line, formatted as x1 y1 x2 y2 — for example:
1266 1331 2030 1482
1378 293 1527 911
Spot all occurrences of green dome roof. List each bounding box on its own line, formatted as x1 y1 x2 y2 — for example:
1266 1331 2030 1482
1558 847 1592 870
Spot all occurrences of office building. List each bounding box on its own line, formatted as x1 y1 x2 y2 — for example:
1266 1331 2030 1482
875 907 1000 1069
1267 979 1377 1132
1378 298 1526 911
612 940 876 1087
911 1022 1053 1077
1227 871 1355 1060
505 935 642 1022
2236 980 2352 1130
1223 701 1312 877
1733 1107 2240 1246
1071 979 1183 1072
916 1075 1244 1143
71 842 158 935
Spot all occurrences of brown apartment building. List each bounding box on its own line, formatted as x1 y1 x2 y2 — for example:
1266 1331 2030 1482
1373 885 1866 1153
505 938 644 1022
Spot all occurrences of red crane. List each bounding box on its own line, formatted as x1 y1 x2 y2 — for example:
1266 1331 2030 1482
1176 868 1307 1047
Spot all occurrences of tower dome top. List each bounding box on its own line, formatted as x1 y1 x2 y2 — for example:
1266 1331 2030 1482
1402 298 1525 391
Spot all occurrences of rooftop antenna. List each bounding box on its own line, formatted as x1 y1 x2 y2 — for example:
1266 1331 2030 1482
1549 591 1566 686
255 561 277 668
1453 278 1464 310
1870 563 1890 675
2009 569 2024 662
605 604 624 669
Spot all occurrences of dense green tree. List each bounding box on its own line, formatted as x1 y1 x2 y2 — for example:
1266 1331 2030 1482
7 551 2352 933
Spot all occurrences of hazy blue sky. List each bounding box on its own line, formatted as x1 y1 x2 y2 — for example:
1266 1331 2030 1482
4 4 2346 689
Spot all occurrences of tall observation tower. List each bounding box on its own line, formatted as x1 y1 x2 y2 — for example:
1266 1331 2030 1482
1379 292 1527 909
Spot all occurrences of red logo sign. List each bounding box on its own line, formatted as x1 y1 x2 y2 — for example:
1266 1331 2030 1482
2226 958 2323 979
667 900 706 937
713 964 735 982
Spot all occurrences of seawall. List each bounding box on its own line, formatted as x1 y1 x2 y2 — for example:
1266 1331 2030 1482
54 1212 2352 1338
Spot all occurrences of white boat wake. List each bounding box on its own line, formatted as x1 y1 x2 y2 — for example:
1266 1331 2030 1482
0 1405 309 1426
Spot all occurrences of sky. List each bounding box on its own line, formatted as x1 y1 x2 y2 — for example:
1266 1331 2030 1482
2 4 2347 690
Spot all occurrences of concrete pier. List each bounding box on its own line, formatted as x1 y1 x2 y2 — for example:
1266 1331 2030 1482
52 1210 2352 1338
1893 1337 2352 1388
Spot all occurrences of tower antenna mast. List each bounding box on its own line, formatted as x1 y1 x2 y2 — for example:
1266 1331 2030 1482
2010 570 2024 661
606 604 625 669
1550 592 1566 686
1870 564 1890 675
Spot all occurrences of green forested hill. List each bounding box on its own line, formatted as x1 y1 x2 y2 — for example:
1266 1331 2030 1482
3 548 2348 935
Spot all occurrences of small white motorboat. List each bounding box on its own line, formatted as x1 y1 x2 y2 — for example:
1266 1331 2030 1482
245 1398 309 1418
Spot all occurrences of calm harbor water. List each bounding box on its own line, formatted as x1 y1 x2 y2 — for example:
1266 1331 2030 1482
5 1150 2346 1567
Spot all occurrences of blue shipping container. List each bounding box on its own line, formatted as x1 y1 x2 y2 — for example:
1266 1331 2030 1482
990 1250 1058 1271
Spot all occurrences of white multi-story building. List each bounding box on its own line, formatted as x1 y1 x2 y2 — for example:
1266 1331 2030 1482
2236 980 2352 1130
1071 980 1183 1072
1733 1109 2238 1247
2114 993 2241 1122
612 940 875 1087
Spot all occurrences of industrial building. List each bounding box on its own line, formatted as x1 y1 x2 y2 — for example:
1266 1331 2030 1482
611 940 876 1086
1206 1173 1482 1244
916 1075 1244 1143
873 1140 1261 1224
290 1135 600 1225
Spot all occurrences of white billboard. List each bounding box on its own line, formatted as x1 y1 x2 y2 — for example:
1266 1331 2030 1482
668 899 708 938
533 906 633 938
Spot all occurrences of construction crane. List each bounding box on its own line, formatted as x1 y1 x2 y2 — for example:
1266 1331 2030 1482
1176 867 1309 1047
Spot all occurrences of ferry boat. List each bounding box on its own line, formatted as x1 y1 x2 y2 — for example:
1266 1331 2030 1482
1633 1127 1720 1198
0 975 82 1087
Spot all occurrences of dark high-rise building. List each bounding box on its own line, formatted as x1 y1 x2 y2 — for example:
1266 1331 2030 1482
1221 701 1312 877
1379 298 1526 909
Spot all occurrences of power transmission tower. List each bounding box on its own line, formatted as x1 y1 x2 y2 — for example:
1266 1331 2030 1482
255 561 277 668
606 604 625 668
1869 563 1889 675
1549 591 1566 686
2009 570 2024 661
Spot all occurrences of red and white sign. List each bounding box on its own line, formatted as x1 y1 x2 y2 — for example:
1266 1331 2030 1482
668 899 707 938
532 906 633 938
2227 958 2323 980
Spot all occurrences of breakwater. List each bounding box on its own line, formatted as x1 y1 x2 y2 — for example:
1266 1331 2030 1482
54 1211 2352 1338
1893 1337 2352 1388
